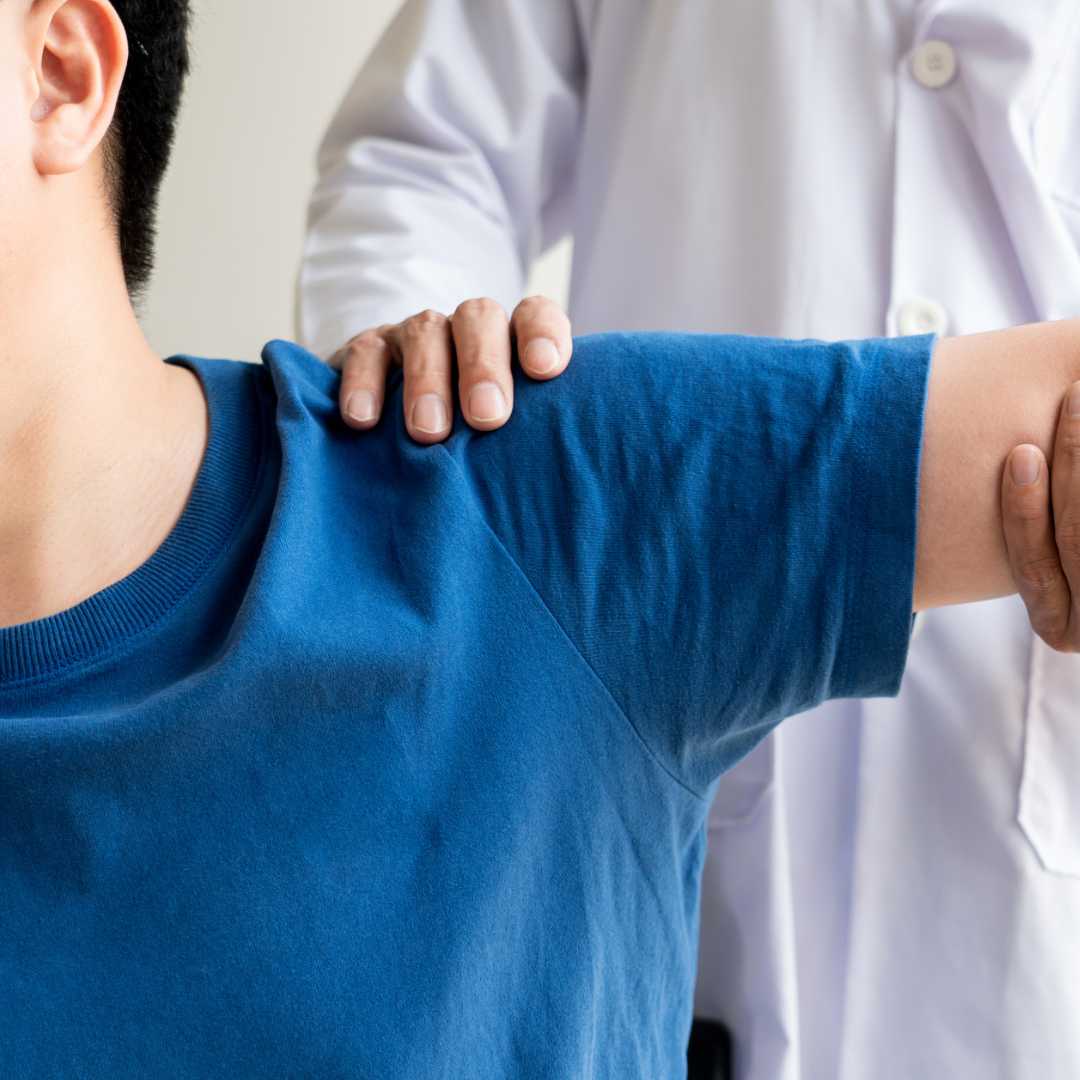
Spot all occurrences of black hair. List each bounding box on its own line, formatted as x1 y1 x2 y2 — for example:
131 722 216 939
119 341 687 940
104 0 192 297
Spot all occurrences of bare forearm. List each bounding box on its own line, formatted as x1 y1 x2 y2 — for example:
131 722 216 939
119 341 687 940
915 319 1080 610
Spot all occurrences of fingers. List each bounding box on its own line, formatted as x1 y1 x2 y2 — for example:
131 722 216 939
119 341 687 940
452 298 514 431
1002 444 1072 649
333 329 395 430
1048 381 1080 646
333 297 574 440
333 312 457 443
389 309 456 444
512 295 573 381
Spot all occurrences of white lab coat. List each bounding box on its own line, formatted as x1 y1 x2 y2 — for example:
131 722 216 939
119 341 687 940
299 3 1080 1078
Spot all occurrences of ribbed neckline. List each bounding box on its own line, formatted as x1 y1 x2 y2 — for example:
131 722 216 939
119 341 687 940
0 356 266 687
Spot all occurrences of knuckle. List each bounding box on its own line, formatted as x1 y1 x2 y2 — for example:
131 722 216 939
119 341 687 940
1035 628 1064 652
1036 624 1073 653
455 297 505 322
414 308 448 329
348 329 387 353
403 322 425 346
515 294 550 318
1017 589 1072 649
1016 554 1066 596
1007 497 1049 525
1055 408 1080 450
403 309 448 339
1056 518 1080 563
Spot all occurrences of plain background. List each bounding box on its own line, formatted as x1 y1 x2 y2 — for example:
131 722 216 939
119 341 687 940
141 0 572 362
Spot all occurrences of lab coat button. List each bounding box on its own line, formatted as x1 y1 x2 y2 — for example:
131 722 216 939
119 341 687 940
897 298 949 336
911 41 957 89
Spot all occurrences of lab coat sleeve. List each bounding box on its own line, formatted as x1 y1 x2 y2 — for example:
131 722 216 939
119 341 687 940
297 0 587 360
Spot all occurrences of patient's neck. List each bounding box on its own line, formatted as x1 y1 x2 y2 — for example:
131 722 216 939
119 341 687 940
0 242 209 630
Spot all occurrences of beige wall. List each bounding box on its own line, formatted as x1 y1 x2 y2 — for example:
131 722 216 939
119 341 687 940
141 0 571 363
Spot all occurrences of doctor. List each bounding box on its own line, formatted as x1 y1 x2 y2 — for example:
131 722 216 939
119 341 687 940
299 3 1080 1078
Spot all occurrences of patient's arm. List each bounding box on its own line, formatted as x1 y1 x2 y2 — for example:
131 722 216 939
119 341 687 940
436 316 1080 787
916 319 1080 611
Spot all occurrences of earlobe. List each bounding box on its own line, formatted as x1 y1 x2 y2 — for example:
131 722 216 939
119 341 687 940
28 0 128 177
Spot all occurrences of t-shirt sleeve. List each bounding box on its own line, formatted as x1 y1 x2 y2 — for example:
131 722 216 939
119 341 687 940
440 332 933 794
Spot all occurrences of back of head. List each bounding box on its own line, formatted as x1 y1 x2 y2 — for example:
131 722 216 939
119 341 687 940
104 0 192 298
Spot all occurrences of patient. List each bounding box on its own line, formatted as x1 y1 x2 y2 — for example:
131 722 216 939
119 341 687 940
4 2 1080 1078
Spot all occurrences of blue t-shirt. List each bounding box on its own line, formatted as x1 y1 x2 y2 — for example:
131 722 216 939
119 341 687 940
0 333 931 1078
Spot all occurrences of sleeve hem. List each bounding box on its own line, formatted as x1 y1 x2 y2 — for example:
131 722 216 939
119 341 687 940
833 334 935 700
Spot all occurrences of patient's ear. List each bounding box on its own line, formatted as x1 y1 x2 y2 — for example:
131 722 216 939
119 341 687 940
28 0 127 176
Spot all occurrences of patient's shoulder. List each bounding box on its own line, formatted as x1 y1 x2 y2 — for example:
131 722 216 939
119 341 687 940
255 339 418 493
257 338 409 452
259 339 343 421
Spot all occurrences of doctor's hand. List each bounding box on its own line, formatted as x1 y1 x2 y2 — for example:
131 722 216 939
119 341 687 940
1002 382 1080 653
329 296 573 443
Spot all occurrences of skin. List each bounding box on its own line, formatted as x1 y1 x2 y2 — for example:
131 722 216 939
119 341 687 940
1002 414 1080 654
333 299 1080 637
331 297 573 443
0 0 1077 661
918 322 1080 633
0 0 571 629
0 0 207 627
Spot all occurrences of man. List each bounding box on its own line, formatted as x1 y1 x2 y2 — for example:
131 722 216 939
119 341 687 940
3 1 1080 1078
300 4 1080 1076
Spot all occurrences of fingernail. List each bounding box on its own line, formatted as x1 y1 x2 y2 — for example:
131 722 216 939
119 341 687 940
469 382 508 423
412 394 449 434
345 390 377 424
1011 445 1041 486
523 338 561 375
1069 383 1080 418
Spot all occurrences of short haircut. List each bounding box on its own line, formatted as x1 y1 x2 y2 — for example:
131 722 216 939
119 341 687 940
104 0 193 297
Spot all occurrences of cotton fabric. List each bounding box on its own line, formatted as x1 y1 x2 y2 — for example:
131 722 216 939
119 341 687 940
1 333 929 1078
299 5 1080 1076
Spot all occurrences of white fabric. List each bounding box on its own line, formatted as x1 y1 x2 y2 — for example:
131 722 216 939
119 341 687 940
299 3 1080 1077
